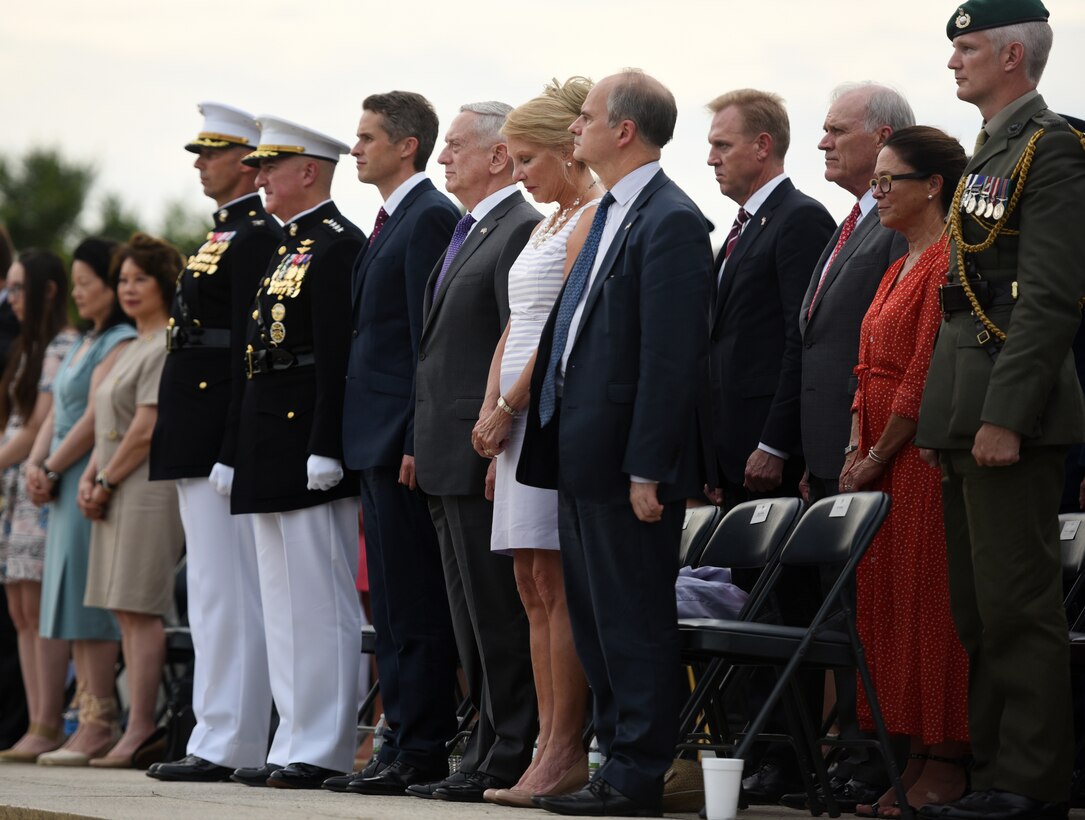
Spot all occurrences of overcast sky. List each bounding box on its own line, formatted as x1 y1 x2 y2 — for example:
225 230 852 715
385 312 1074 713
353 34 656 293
4 0 1082 244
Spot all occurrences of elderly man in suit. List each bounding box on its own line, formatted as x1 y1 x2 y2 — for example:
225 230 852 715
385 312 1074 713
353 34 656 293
408 102 540 802
517 69 712 817
777 83 914 813
703 89 835 805
339 91 461 797
915 2 1085 818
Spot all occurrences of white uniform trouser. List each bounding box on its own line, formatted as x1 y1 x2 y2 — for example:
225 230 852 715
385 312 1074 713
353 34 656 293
252 496 361 771
178 478 281 768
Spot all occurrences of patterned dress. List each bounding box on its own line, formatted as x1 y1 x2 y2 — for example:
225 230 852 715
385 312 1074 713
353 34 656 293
0 329 80 582
852 236 969 743
491 199 598 554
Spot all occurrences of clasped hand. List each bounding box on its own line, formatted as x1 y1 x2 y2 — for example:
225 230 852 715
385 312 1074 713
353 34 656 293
472 406 512 458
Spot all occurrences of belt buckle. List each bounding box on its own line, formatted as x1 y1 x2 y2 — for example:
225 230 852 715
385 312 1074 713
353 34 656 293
976 329 991 345
938 284 949 315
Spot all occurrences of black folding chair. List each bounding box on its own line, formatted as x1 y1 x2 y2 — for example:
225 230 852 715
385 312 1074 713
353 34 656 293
679 504 723 568
1060 513 1085 632
677 497 804 749
679 491 905 818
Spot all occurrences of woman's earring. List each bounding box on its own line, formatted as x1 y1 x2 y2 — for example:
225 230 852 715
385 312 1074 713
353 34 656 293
927 194 933 200
566 160 573 167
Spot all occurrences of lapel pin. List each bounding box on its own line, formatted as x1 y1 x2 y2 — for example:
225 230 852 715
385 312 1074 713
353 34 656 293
479 227 488 235
624 223 632 230
761 216 767 226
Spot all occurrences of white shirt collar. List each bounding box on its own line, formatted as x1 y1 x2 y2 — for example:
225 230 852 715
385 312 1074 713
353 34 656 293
468 184 520 226
857 187 877 219
609 161 661 207
383 172 428 215
740 172 788 217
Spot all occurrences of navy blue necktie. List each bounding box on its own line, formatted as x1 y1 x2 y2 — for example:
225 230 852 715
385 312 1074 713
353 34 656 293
433 213 476 297
538 192 615 426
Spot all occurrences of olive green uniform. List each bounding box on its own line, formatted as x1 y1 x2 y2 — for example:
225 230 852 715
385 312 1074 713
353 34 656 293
916 92 1085 802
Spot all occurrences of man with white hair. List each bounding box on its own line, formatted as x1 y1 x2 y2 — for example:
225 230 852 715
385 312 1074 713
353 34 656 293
916 1 1085 817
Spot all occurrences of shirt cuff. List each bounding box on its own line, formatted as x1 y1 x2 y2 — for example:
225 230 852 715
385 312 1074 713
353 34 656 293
757 442 788 460
630 475 657 484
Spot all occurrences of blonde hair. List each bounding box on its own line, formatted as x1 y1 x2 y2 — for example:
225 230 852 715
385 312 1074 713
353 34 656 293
502 76 593 150
707 88 791 160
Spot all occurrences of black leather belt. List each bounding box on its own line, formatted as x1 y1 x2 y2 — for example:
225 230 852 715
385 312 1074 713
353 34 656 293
166 326 231 351
246 347 315 378
939 280 1017 314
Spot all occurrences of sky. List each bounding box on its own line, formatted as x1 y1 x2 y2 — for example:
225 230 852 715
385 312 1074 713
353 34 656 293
4 0 1083 245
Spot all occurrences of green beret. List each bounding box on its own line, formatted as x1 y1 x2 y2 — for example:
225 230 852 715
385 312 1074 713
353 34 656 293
947 0 1049 39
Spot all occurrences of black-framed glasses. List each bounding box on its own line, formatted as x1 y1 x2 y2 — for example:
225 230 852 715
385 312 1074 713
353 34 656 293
869 172 931 194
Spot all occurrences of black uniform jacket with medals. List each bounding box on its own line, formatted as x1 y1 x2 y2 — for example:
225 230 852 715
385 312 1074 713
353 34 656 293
150 194 280 480
230 201 365 514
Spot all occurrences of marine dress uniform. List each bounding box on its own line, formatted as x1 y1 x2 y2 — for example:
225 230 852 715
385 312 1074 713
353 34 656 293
915 1 1085 811
230 117 365 783
148 102 283 779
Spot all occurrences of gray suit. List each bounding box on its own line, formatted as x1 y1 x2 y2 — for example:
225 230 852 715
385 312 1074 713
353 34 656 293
414 189 540 782
799 208 907 484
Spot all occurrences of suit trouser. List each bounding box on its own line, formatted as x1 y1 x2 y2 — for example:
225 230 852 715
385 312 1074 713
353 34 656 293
940 446 1072 803
428 494 535 782
177 478 278 768
252 497 361 771
558 491 683 807
358 467 457 770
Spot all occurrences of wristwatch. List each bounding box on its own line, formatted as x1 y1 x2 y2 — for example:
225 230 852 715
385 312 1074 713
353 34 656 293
95 470 117 493
39 461 61 485
497 395 519 417
843 443 859 455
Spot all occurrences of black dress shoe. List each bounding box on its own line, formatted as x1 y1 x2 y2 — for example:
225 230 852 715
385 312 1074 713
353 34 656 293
267 761 344 789
346 759 448 796
535 778 661 817
433 770 508 802
230 763 283 787
405 769 469 799
779 775 883 811
919 788 1069 819
741 761 801 805
146 755 234 782
322 759 389 792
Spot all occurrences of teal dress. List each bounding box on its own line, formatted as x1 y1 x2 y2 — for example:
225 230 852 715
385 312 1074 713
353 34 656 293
39 323 137 640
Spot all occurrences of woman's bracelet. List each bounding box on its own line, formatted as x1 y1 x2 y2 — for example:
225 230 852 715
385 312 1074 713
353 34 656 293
497 395 519 417
866 447 890 465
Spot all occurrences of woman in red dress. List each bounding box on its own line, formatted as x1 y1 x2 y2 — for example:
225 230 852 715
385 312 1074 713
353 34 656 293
840 126 969 818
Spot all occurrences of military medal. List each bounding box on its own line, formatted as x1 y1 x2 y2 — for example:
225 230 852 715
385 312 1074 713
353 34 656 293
993 178 1009 220
270 321 286 344
964 175 979 214
271 303 285 321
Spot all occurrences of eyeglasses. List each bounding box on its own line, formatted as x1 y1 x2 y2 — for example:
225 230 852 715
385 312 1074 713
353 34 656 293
7 284 23 296
869 172 931 194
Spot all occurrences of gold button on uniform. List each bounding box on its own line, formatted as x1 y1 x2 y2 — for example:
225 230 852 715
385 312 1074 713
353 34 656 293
287 411 295 419
198 381 208 390
107 430 119 441
278 246 287 255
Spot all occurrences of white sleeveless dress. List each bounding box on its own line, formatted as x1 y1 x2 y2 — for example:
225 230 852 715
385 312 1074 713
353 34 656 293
491 200 599 555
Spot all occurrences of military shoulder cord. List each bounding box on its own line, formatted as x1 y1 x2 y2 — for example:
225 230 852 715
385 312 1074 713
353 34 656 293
949 126 1085 344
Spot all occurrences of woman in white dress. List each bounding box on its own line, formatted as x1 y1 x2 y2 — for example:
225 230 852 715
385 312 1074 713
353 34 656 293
472 76 602 808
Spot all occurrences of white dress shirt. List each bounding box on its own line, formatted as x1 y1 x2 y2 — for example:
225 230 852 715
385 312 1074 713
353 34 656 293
383 171 428 213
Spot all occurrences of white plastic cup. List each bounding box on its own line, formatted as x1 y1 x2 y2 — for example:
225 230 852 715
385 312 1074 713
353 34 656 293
701 757 744 820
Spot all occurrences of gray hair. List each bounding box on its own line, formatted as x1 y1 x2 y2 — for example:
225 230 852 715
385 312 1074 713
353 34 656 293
606 68 677 149
830 82 915 133
986 21 1053 84
459 101 512 145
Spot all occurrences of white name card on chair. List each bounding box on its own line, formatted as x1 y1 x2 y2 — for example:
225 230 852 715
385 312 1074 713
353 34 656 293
750 503 772 524
830 496 852 518
1061 519 1081 541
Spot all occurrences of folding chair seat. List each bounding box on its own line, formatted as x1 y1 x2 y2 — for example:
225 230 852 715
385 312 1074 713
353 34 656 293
679 491 905 818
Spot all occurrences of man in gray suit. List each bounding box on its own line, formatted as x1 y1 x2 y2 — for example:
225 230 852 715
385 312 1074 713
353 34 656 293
410 102 541 802
781 82 913 813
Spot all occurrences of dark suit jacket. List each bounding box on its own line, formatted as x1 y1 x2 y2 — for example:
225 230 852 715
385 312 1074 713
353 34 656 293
150 194 281 479
414 190 539 497
517 169 713 504
342 179 459 471
798 208 907 480
709 178 835 485
230 201 364 514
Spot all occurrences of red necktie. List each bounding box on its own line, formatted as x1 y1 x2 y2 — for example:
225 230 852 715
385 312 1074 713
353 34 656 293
724 207 750 259
368 207 389 246
807 203 861 318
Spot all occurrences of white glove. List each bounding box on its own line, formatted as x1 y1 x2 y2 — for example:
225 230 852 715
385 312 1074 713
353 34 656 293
208 462 234 497
307 455 343 491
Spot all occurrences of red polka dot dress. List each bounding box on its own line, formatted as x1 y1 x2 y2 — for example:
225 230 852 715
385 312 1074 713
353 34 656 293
852 236 969 744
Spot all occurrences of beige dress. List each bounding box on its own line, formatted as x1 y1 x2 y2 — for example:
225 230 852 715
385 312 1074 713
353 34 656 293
84 331 183 615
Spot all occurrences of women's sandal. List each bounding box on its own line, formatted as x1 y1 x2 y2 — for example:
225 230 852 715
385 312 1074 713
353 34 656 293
873 753 972 819
38 693 120 767
0 723 65 763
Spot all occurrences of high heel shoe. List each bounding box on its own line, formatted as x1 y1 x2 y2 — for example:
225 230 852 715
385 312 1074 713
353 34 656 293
89 726 168 770
487 755 590 808
38 693 120 767
0 723 65 763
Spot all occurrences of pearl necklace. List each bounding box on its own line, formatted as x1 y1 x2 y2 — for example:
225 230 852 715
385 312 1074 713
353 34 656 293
531 181 598 248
